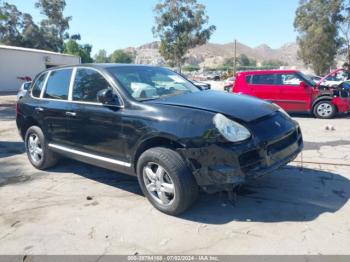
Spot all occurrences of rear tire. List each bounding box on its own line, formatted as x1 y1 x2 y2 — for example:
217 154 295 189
137 147 198 215
25 126 59 170
313 101 336 119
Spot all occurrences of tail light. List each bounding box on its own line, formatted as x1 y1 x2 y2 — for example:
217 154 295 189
16 103 20 116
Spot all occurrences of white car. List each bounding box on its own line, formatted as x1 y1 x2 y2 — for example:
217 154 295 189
16 81 31 101
224 77 235 91
322 76 344 87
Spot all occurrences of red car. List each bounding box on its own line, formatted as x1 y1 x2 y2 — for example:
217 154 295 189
231 69 350 118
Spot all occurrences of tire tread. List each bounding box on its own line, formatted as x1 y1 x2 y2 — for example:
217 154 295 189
137 147 198 215
25 126 59 170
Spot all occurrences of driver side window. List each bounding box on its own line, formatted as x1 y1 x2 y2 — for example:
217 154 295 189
281 74 303 86
73 68 111 103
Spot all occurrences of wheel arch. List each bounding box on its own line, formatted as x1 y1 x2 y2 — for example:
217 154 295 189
20 116 41 140
312 95 339 112
133 136 185 172
312 96 338 118
312 95 333 109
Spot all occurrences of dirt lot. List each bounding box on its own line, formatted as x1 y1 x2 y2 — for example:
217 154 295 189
0 94 350 255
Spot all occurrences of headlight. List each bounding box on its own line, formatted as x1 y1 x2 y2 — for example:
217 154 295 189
213 113 251 142
272 103 290 117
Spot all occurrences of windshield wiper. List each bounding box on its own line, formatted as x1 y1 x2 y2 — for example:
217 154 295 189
138 97 160 101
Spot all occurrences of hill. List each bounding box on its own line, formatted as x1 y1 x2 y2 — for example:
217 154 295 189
126 41 302 68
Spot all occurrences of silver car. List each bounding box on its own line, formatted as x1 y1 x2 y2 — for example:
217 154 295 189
16 81 32 101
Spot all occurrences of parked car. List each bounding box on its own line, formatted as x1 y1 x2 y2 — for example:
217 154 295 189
206 74 221 81
17 64 303 215
190 80 211 90
232 69 350 119
224 77 235 92
16 81 32 101
322 74 345 87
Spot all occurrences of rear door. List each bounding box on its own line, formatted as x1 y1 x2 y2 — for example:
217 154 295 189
278 73 311 111
39 68 73 144
249 73 281 102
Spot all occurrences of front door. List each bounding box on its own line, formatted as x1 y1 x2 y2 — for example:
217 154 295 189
278 73 311 112
65 68 127 163
249 73 281 103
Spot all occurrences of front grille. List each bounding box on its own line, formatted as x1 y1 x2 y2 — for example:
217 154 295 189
249 112 295 143
267 130 298 155
239 149 261 172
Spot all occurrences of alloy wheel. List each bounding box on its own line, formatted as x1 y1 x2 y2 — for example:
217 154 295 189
143 162 175 206
317 103 333 117
28 133 43 164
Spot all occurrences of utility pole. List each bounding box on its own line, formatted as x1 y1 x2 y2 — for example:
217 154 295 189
233 39 237 76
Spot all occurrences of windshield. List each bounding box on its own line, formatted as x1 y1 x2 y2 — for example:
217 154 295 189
107 66 199 101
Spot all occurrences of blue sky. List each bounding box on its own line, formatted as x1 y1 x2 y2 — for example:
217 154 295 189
9 0 299 55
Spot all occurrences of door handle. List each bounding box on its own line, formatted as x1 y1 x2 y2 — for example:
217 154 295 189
65 111 77 117
35 107 44 112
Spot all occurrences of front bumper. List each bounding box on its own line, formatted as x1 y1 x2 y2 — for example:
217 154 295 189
178 124 303 193
332 97 350 113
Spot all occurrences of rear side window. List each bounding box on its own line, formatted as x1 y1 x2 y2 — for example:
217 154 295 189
252 74 277 85
31 73 47 98
246 75 252 84
72 69 111 103
44 69 72 100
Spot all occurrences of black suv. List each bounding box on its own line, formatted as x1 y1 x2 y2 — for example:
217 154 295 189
16 64 303 215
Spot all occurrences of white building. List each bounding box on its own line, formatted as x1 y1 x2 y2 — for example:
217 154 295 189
0 45 80 92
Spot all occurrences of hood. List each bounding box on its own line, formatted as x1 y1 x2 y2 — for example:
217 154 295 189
316 68 344 88
148 90 278 122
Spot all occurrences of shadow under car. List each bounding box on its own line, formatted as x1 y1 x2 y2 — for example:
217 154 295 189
46 160 349 224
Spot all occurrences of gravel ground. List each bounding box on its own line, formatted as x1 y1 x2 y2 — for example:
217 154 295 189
0 94 350 255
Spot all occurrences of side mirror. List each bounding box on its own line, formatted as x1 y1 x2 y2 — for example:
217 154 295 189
189 80 210 90
97 88 121 106
196 85 210 90
300 81 307 88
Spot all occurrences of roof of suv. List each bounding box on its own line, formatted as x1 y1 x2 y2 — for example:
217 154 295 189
45 63 160 71
237 69 300 75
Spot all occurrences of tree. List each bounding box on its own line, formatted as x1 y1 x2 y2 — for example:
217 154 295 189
35 0 71 52
261 59 287 68
0 0 95 56
153 0 216 72
21 13 46 49
0 0 6 20
294 0 343 75
63 39 93 63
0 2 48 48
248 58 257 67
238 54 250 66
222 57 234 69
0 0 72 51
182 64 200 72
109 49 133 63
222 54 257 69
94 49 110 63
339 1 350 65
0 2 23 46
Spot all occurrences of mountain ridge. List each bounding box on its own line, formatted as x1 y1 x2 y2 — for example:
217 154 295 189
125 41 302 68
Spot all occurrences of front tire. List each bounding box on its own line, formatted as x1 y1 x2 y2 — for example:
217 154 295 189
313 101 336 119
137 147 198 215
25 126 59 170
